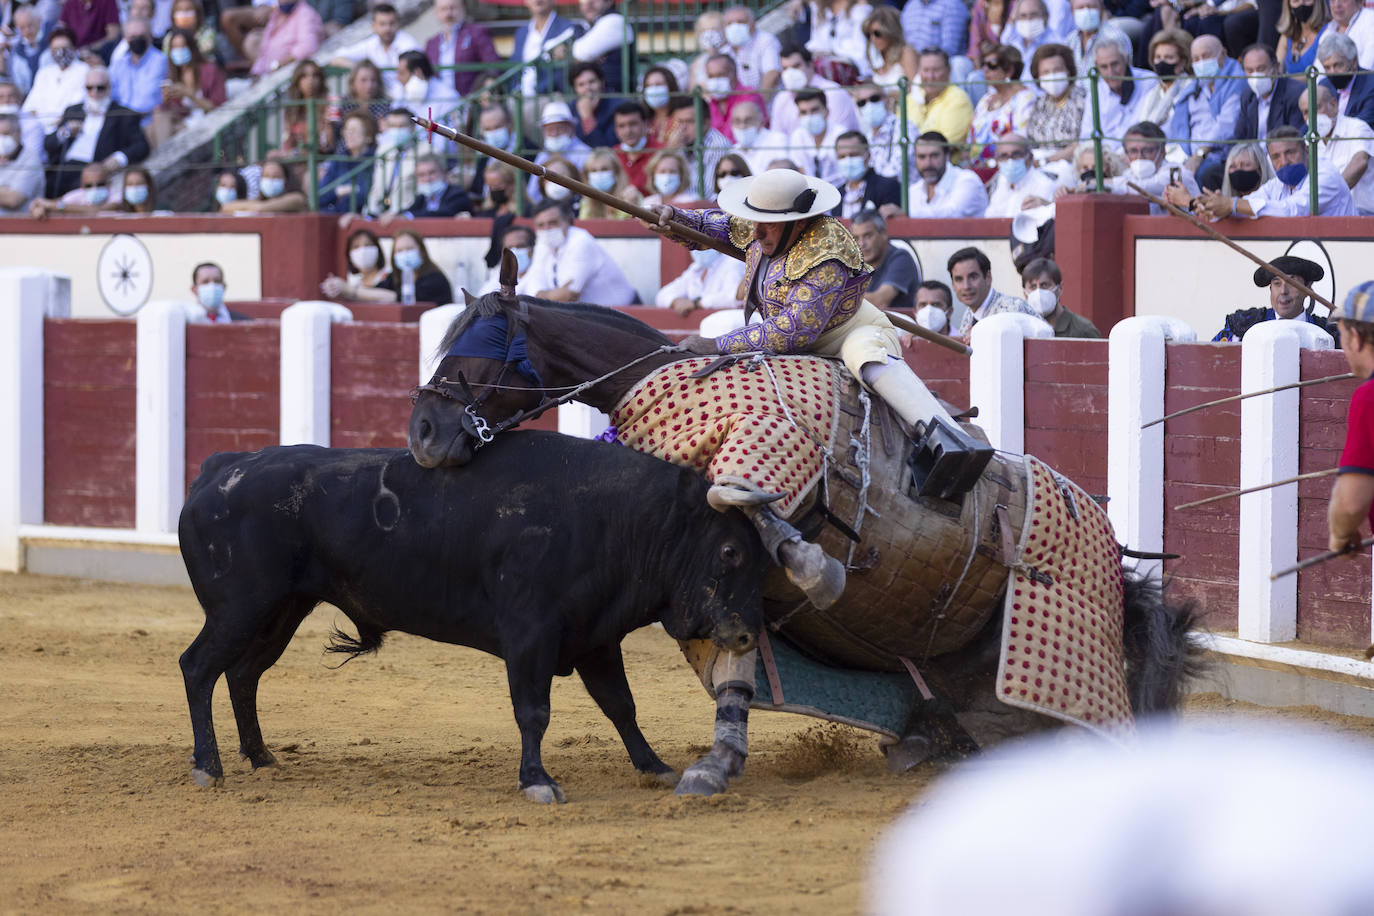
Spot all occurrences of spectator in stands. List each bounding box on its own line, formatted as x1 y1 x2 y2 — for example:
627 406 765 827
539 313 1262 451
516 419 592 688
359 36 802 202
569 61 616 148
612 100 659 194
1318 32 1374 125
971 43 1035 162
573 0 633 92
1094 120 1199 206
655 236 747 314
1182 36 1242 172
0 24 33 93
641 65 679 145
0 111 42 215
711 152 751 201
535 153 582 211
374 229 454 304
1021 257 1099 337
1232 43 1304 141
113 163 156 211
703 54 764 142
862 7 918 88
320 227 393 300
1277 0 1331 73
24 27 88 131
851 209 918 310
279 60 329 156
901 0 971 62
165 0 215 60
1067 137 1127 183
424 0 497 99
367 108 418 218
221 0 271 64
906 48 973 157
1135 27 1192 143
1024 43 1085 163
28 159 109 215
527 100 589 204
341 60 391 126
209 168 248 210
109 17 165 125
851 86 901 178
788 89 845 181
643 149 698 207
799 0 873 72
479 223 535 294
148 27 223 147
188 262 247 323
949 245 1039 337
984 131 1059 215
1197 125 1356 216
382 153 472 221
912 278 955 333
467 102 515 199
1212 255 1332 340
393 50 443 107
60 0 120 53
1076 38 1150 153
10 7 46 83
970 0 1011 60
221 158 308 211
689 10 726 87
770 43 860 136
513 0 578 98
580 146 641 218
43 64 147 197
831 130 900 217
1301 83 1374 213
472 160 515 217
247 0 322 79
1067 0 1132 72
1003 0 1056 63
665 95 730 195
1217 141 1272 197
0 79 45 154
1329 0 1374 69
728 98 787 176
331 3 418 98
722 5 781 91
518 198 638 304
317 109 374 214
900 130 989 217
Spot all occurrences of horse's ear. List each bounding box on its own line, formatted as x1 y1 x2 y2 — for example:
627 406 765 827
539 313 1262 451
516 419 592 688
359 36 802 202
461 288 476 306
499 248 518 300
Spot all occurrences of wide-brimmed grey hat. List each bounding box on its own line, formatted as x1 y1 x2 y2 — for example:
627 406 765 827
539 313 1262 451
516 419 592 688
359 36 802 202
716 168 841 223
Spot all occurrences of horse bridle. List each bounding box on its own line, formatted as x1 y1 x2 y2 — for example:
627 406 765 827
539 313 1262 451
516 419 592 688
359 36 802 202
410 359 536 448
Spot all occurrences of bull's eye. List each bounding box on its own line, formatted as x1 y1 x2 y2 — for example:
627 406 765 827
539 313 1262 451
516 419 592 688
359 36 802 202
720 543 739 563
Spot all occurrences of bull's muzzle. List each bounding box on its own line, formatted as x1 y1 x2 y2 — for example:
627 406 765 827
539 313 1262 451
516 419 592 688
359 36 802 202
711 615 757 654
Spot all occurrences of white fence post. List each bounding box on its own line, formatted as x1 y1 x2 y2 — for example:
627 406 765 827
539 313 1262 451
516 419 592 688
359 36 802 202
968 312 1054 453
1106 316 1198 580
0 269 70 571
418 304 464 384
280 301 353 447
1237 319 1334 642
135 300 189 534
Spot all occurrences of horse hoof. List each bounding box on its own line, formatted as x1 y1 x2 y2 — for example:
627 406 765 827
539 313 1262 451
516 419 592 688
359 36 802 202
675 766 728 797
638 768 680 789
883 735 935 774
782 544 846 609
191 768 224 788
522 783 566 804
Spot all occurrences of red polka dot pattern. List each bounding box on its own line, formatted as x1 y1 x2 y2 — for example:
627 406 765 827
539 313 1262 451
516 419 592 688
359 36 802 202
610 355 841 519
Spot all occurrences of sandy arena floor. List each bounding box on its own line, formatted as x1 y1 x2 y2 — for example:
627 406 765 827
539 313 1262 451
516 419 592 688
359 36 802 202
4 572 1374 914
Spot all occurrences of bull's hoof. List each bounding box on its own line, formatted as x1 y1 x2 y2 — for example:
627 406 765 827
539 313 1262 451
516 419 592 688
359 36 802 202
675 765 729 797
522 783 566 804
638 768 680 789
781 541 846 609
191 768 224 788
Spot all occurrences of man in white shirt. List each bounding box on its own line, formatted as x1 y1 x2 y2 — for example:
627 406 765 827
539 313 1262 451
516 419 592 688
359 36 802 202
1067 0 1132 73
331 4 420 97
984 132 1060 217
1303 84 1374 214
721 6 780 91
786 89 845 182
367 108 419 217
1330 0 1374 70
0 113 42 215
1196 126 1357 218
729 100 788 176
517 199 638 305
1103 121 1198 210
655 246 747 315
853 85 902 179
949 246 1042 338
527 100 592 204
768 42 860 136
1077 38 1151 152
23 26 88 131
900 131 988 218
0 79 43 153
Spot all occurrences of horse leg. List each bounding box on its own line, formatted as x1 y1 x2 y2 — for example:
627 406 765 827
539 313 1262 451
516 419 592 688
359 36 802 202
575 643 678 789
504 643 564 804
224 598 314 770
676 648 755 797
707 484 846 609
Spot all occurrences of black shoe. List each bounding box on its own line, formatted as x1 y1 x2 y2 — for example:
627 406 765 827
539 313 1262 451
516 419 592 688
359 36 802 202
909 416 995 500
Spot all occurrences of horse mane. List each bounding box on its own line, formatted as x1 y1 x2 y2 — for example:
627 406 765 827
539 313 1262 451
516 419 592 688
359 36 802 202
434 292 671 362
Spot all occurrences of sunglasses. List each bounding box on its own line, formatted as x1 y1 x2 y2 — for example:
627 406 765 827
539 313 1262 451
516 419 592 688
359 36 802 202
717 170 742 178
86 83 109 91
867 30 888 38
982 60 1001 69
857 96 883 105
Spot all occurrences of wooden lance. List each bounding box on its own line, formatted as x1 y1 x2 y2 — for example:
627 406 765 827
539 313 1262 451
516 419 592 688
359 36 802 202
1172 468 1339 510
413 115 973 357
1143 373 1354 429
1271 536 1374 580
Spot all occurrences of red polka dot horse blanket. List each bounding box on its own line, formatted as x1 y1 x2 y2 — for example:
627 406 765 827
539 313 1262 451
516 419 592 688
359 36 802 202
609 355 842 520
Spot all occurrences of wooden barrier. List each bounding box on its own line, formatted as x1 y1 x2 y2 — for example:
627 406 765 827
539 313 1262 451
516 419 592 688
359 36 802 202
185 322 280 491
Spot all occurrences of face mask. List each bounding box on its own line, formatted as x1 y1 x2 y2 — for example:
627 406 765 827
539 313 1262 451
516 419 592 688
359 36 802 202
644 84 670 109
124 184 148 205
0 134 16 159
544 132 572 152
1229 167 1262 194
587 169 616 192
1027 287 1058 316
653 172 681 195
536 226 567 249
1128 157 1157 180
259 176 285 198
350 245 380 271
512 246 532 273
1153 60 1176 78
170 46 192 66
417 179 446 197
691 246 721 268
1039 71 1070 97
1079 168 1097 183
404 76 428 102
705 76 732 99
735 125 759 146
717 174 739 190
127 36 149 56
723 22 750 47
1015 18 1046 40
197 282 225 311
483 127 509 149
861 100 887 128
1276 161 1308 186
619 136 645 152
700 28 724 51
383 127 413 149
915 304 948 332
490 187 510 205
85 186 109 205
395 248 423 272
802 112 826 136
542 182 570 200
1247 74 1274 97
1292 2 1313 21
215 185 237 205
838 155 866 181
173 10 196 27
1001 156 1028 184
1072 7 1100 31
1328 72 1354 90
780 66 808 91
1193 57 1219 79
1316 113 1334 136
0 104 18 116
278 0 297 13
52 47 76 68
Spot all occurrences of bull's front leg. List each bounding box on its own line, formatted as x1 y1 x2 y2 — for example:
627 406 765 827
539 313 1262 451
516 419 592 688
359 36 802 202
676 648 756 796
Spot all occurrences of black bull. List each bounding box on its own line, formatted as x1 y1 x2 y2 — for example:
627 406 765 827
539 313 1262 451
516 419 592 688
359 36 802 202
177 435 766 803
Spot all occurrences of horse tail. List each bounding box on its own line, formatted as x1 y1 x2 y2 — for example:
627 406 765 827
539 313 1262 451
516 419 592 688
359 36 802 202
323 622 386 667
1120 570 1206 715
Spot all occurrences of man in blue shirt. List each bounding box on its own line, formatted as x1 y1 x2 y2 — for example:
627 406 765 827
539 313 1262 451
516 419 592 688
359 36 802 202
900 0 970 61
1184 36 1244 170
109 18 166 127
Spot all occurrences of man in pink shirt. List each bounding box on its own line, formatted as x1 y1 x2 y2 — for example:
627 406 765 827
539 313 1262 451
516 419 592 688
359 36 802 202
702 53 766 142
250 0 323 77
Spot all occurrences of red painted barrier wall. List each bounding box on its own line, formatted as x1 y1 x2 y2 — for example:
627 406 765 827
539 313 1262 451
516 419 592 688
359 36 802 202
1161 344 1243 630
1023 339 1110 498
43 319 137 528
331 323 418 449
185 322 281 489
904 339 970 411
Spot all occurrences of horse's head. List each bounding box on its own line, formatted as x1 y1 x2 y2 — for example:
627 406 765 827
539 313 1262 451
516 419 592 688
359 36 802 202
409 252 544 468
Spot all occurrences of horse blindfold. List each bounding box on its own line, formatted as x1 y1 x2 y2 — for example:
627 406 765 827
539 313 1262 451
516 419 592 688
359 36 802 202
446 315 543 386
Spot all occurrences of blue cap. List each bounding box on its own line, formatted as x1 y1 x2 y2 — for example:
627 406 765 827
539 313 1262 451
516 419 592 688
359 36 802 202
1333 282 1374 324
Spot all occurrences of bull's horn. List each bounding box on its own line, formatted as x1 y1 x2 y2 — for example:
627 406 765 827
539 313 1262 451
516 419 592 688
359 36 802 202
707 484 786 511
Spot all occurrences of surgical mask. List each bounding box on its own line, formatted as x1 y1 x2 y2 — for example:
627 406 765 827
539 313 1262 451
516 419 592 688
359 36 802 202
915 304 948 332
123 184 148 205
700 28 724 51
861 100 887 128
723 22 750 47
1316 113 1334 136
620 136 646 152
0 104 18 115
587 169 615 191
52 47 76 68
383 127 413 149
735 125 759 146
511 246 532 273
780 66 808 91
1276 161 1308 186
536 226 567 249
86 186 109 205
543 182 571 200
1015 18 1046 40
1128 157 1157 180
1247 74 1273 97
1193 57 1219 79
1000 156 1028 184
417 179 446 197
1228 167 1262 194
197 282 225 311
1328 72 1354 90
838 155 866 181
127 36 149 56
1027 287 1058 316
215 185 237 205
644 84 670 109
404 76 428 102
395 248 423 272
653 172 681 195
483 127 510 149
705 76 732 98
1072 7 1100 30
169 46 192 66
259 176 285 198
1039 71 1070 97
691 246 721 268
717 174 740 190
350 245 380 270
173 9 197 27
0 134 16 159
802 112 826 136
544 132 571 152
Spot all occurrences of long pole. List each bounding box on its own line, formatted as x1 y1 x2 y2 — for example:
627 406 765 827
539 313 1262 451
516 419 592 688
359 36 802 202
1271 536 1374 580
1172 468 1338 511
1143 372 1354 429
1126 181 1335 310
883 309 972 356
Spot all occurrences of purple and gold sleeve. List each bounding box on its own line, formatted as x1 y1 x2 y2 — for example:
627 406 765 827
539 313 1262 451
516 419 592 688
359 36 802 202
669 207 737 249
715 261 857 354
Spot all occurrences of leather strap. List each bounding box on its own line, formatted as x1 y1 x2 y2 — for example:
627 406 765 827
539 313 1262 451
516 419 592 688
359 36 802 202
757 629 785 706
897 655 934 702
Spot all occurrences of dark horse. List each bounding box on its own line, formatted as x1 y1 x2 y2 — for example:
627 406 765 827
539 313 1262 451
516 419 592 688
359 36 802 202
408 260 1200 795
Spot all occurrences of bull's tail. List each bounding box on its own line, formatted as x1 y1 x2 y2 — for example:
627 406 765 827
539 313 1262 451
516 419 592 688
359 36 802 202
323 622 386 667
1120 571 1206 714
